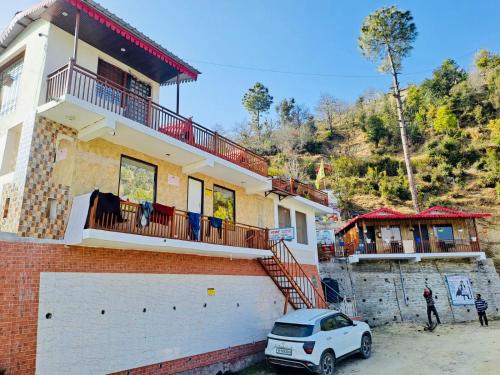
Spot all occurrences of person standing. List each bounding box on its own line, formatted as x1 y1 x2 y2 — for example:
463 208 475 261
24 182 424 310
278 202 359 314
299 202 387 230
423 287 441 326
475 294 489 326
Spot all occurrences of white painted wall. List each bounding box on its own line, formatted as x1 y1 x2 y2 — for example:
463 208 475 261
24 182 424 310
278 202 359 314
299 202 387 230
271 196 319 266
36 272 286 375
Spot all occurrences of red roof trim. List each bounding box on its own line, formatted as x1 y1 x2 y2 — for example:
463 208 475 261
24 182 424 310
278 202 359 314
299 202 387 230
335 206 492 234
66 0 198 80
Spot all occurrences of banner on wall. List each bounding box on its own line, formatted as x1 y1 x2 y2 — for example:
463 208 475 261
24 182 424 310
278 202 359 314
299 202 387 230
446 274 475 305
269 227 295 241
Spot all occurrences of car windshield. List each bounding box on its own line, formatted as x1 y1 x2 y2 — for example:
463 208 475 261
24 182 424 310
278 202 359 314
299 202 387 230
271 322 314 337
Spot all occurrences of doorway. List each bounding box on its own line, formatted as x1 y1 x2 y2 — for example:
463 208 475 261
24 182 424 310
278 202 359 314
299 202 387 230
413 224 430 253
187 177 204 214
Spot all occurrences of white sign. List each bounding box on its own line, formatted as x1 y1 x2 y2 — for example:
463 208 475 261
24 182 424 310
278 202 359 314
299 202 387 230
446 274 474 305
167 174 180 187
269 227 295 241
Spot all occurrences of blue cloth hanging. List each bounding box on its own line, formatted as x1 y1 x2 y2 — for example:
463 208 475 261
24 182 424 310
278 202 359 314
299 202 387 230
207 216 223 239
188 211 201 240
138 201 153 227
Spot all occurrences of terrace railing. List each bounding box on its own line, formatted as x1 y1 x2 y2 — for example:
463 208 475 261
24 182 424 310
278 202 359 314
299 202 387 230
272 177 329 206
415 239 479 253
46 60 268 177
87 200 269 250
335 238 479 257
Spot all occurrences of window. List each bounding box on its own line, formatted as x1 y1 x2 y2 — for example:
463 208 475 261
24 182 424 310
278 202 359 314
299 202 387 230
271 323 314 337
295 211 308 244
213 185 235 222
433 225 454 241
278 205 291 228
332 314 353 328
0 55 24 116
381 226 402 243
321 316 336 331
118 156 157 203
0 124 21 175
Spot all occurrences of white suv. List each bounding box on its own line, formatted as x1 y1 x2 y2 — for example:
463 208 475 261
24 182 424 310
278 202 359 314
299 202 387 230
265 309 372 374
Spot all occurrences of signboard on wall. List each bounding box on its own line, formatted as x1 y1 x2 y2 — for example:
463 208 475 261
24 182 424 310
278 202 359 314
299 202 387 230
269 227 295 241
446 274 475 305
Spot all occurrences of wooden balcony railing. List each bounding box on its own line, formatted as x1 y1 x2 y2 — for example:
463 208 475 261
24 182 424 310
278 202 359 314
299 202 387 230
415 239 480 253
88 200 269 250
335 238 479 257
272 177 329 206
46 60 268 177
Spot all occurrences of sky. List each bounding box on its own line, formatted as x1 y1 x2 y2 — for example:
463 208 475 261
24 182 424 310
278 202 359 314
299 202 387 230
1 0 499 132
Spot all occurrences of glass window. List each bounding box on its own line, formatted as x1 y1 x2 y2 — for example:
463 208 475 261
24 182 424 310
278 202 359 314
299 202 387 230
333 314 352 329
278 205 291 228
213 185 235 222
0 56 24 116
434 225 454 241
296 211 308 244
271 323 314 337
381 226 402 243
119 156 157 203
321 316 336 331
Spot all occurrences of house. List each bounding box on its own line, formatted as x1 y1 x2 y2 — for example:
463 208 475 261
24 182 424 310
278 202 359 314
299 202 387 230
319 206 499 326
334 206 490 263
0 1 331 374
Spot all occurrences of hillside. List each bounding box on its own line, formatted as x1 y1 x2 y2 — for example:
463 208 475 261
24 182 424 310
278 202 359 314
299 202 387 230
234 50 500 269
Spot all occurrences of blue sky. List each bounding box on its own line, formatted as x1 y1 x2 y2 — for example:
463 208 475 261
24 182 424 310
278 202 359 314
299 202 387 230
1 0 499 131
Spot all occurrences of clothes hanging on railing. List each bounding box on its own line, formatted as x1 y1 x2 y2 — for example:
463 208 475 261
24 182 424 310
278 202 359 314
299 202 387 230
188 211 201 240
85 189 124 228
151 203 175 224
206 216 223 239
137 201 153 227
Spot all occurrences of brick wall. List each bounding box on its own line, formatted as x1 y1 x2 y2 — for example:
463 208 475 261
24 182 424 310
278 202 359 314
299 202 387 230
320 258 500 326
0 239 320 375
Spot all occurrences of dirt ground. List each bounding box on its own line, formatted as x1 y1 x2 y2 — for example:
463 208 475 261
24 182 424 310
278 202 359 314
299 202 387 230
241 320 500 375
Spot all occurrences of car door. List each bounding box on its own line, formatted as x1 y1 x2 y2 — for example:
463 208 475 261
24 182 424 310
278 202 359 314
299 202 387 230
332 314 359 354
320 315 350 357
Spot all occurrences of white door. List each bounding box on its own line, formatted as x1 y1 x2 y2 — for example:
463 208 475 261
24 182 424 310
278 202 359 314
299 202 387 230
187 177 203 214
333 314 359 353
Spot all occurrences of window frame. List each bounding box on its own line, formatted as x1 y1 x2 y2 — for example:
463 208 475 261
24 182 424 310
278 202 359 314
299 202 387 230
295 210 308 245
118 154 158 203
433 224 455 242
212 184 236 222
0 52 24 116
277 205 292 229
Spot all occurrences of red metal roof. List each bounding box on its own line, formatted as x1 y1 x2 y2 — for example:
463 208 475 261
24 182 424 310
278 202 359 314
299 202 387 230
335 206 492 234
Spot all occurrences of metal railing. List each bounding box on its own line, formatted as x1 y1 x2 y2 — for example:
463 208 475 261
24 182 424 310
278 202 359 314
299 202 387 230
87 200 269 250
269 239 327 309
46 60 269 177
272 177 329 206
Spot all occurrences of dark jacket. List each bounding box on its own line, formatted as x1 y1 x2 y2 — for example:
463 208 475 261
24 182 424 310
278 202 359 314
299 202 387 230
424 289 434 307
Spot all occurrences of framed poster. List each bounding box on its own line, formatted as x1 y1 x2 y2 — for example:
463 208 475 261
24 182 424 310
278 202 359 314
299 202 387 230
446 274 474 305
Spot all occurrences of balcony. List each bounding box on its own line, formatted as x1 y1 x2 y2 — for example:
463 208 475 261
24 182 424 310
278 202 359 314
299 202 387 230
65 194 271 259
44 61 268 177
333 239 485 263
271 177 329 206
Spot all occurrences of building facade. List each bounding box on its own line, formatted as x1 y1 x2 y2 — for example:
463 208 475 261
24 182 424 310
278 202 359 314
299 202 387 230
0 1 331 374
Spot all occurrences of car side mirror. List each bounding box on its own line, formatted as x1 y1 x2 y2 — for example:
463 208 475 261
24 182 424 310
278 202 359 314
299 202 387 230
352 321 357 326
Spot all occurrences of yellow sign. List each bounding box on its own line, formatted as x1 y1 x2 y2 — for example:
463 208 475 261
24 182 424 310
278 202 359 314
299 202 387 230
207 288 216 296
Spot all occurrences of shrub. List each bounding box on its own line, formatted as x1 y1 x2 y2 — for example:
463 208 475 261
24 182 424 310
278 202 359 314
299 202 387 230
331 156 367 177
367 156 400 176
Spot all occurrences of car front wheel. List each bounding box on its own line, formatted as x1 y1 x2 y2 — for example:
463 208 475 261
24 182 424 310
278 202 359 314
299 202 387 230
359 333 372 359
319 351 335 375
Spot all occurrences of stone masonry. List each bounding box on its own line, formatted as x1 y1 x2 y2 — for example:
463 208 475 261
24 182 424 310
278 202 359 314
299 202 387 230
319 258 500 326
